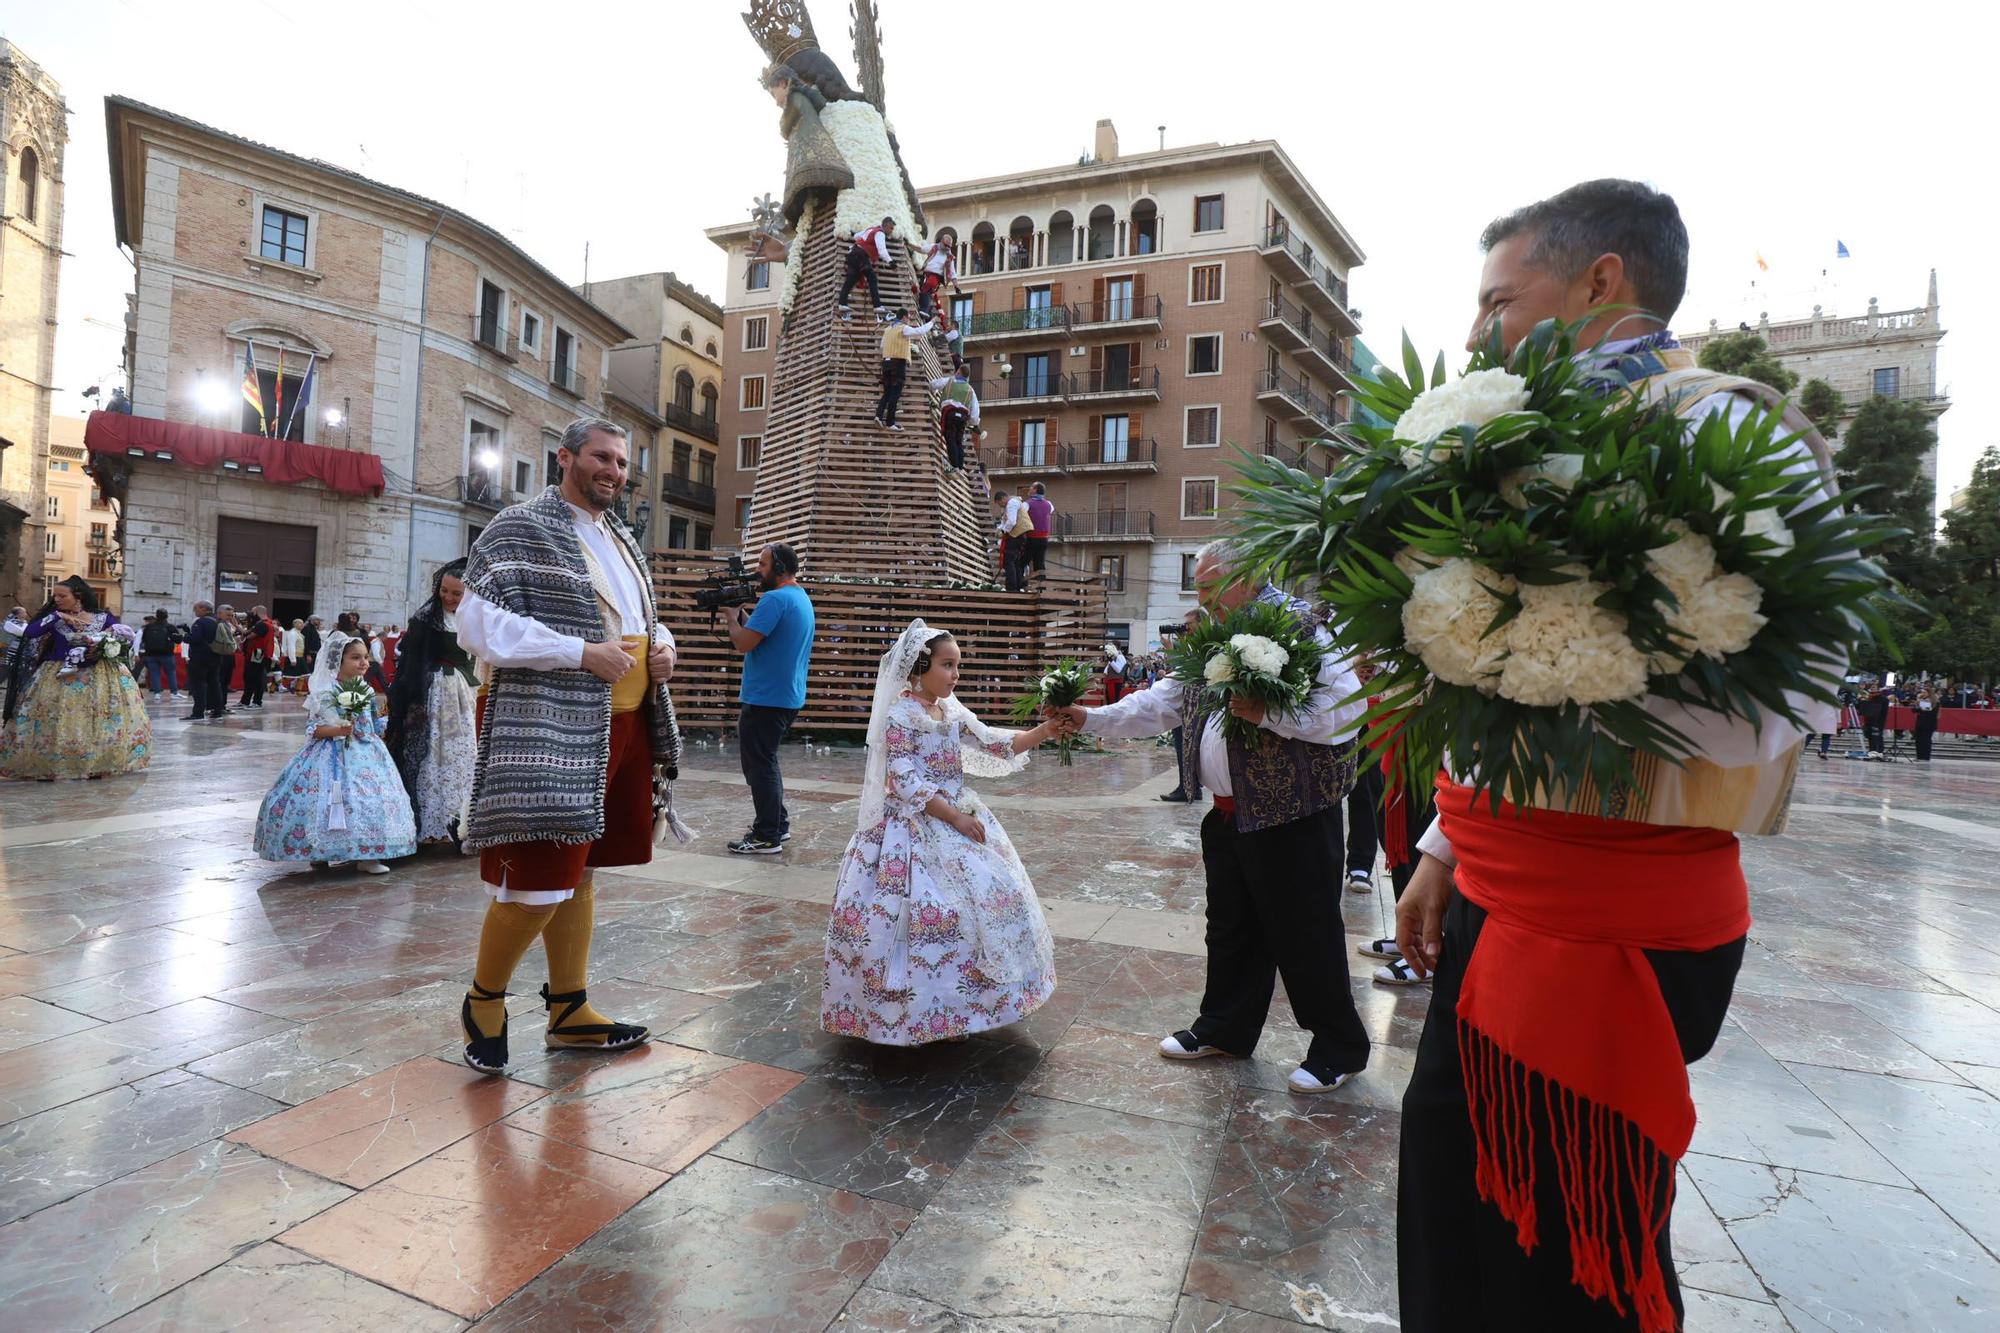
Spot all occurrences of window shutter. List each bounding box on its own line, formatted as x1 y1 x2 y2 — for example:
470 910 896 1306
1092 277 1106 309
1090 346 1103 372
1088 414 1101 445
1013 285 1026 311
973 289 985 315
1130 411 1145 442
1051 282 1064 304
1128 341 1143 368
1133 272 1147 303
1008 420 1020 448
967 355 984 382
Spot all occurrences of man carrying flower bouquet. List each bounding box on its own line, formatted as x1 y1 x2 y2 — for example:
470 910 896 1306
1393 180 1846 1332
1049 540 1371 1095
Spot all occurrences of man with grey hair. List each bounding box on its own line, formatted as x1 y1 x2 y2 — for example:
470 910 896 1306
183 600 227 720
1049 539 1370 1094
452 416 683 1074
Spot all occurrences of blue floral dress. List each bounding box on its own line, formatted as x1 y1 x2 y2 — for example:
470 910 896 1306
253 689 417 864
821 693 1056 1045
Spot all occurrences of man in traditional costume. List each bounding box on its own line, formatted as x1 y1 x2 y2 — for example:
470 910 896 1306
1395 179 1842 1332
1052 541 1371 1095
454 418 684 1073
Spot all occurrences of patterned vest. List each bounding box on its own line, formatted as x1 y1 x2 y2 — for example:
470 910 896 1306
1521 343 1841 836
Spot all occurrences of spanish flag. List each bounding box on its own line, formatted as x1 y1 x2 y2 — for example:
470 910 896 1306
240 340 265 434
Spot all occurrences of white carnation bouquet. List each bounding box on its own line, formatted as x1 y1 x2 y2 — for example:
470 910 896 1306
1232 319 1898 808
63 623 139 675
1161 601 1328 744
327 680 375 745
1007 658 1094 765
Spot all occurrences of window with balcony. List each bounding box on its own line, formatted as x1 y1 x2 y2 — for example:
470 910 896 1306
673 369 695 412
1020 420 1048 467
1097 555 1125 591
1099 414 1130 463
1186 406 1220 448
739 435 762 469
673 442 693 478
748 260 771 290
1182 477 1219 519
520 309 542 355
1194 194 1224 233
694 522 713 549
552 327 578 390
950 294 975 333
697 452 716 487
1874 366 1902 397
1131 199 1159 255
1188 334 1221 376
1104 277 1135 322
970 222 996 274
90 522 109 547
741 375 766 410
668 516 690 549
1048 209 1075 264
1025 285 1055 331
744 315 770 351
89 553 112 579
241 363 309 440
701 383 719 422
1190 263 1224 304
1087 205 1117 261
1020 353 1053 398
260 205 308 265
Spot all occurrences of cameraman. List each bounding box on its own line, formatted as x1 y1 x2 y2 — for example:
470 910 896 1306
724 543 815 854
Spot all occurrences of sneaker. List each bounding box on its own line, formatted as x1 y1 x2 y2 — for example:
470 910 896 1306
779 830 793 843
1159 1029 1235 1061
728 836 784 855
1346 870 1373 895
838 304 852 320
356 861 392 875
1374 958 1430 987
887 423 903 432
1358 936 1401 961
1288 1062 1358 1095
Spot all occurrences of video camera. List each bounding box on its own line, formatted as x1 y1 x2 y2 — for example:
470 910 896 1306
1157 622 1187 641
693 554 760 616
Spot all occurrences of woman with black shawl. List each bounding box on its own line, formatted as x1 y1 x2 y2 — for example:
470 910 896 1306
1 575 152 780
383 559 478 844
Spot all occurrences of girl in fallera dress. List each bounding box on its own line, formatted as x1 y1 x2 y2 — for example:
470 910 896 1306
821 620 1065 1046
253 633 416 874
0 575 151 781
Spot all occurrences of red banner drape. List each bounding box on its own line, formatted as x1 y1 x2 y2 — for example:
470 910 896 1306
1886 706 2000 737
83 411 385 498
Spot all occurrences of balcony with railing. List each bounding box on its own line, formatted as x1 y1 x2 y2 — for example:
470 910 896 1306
460 472 507 510
1296 323 1357 388
1258 295 1312 352
983 441 1065 476
1260 222 1314 283
662 400 720 442
1069 436 1159 474
963 304 1072 345
470 314 519 361
1071 365 1161 403
1256 366 1314 419
660 473 718 513
1070 294 1165 335
1058 509 1156 543
1262 440 1326 478
1298 256 1358 332
1262 223 1359 332
550 362 588 400
975 371 1070 408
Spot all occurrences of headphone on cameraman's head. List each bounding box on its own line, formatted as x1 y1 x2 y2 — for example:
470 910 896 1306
766 542 801 580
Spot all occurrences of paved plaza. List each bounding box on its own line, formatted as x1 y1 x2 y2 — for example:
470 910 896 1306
1 693 1998 1330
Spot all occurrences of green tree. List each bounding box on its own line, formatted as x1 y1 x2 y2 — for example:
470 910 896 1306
1943 446 2000 583
1836 396 1938 563
1697 331 1799 394
1797 378 1846 437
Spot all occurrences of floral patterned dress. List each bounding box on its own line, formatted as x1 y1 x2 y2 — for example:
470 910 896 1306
0 611 151 780
253 689 417 864
822 693 1056 1045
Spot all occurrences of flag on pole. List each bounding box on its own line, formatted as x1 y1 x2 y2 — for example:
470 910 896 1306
1836 240 1851 259
240 340 265 434
272 346 286 438
282 355 317 440
1755 251 1769 272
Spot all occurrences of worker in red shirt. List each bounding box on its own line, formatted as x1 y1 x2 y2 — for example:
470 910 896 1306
838 216 897 321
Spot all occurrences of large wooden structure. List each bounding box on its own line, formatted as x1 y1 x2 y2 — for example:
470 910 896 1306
742 219 991 582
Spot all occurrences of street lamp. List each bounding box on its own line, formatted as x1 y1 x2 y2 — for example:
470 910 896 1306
195 375 234 418
323 396 352 447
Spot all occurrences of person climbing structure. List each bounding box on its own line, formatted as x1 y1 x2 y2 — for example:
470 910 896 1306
930 361 982 470
838 215 897 321
873 308 936 431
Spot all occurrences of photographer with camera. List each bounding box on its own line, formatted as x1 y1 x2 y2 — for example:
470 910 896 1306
723 543 815 854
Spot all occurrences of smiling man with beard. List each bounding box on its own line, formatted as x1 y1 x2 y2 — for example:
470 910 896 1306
451 417 683 1074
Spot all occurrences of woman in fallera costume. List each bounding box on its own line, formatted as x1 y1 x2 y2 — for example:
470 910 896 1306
821 620 1064 1045
384 558 479 845
0 575 151 781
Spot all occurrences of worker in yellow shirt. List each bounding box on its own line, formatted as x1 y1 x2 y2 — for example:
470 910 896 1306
872 308 937 431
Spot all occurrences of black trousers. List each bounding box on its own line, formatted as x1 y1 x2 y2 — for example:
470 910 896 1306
738 703 798 841
839 249 882 308
1864 719 1885 752
1916 721 1936 760
941 410 968 468
240 658 267 706
1398 892 1745 1332
877 359 908 425
1388 791 1439 900
1188 805 1370 1073
193 658 228 716
1345 762 1383 877
1019 535 1048 580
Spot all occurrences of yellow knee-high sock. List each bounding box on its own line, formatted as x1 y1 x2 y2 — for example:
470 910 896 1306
540 873 619 1041
468 901 553 1039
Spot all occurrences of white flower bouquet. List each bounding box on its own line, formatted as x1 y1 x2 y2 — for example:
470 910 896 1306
1161 600 1328 743
327 680 374 745
93 624 139 666
1007 658 1095 765
1232 319 1899 808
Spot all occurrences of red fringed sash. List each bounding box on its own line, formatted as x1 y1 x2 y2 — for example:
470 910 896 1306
1435 779 1749 1332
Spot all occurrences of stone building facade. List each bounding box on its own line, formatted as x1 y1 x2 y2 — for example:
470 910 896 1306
101 97 633 627
708 120 1364 647
0 41 67 610
579 271 724 553
1680 273 1950 501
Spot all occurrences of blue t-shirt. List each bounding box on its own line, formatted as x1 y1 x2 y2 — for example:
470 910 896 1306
741 583 814 709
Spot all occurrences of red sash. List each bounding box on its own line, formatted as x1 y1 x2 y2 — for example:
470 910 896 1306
1436 778 1748 1333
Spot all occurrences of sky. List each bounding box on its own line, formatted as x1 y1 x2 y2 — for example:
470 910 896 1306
8 0 1991 510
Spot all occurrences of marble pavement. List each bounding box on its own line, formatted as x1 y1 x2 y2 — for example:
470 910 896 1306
2 691 1997 1330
